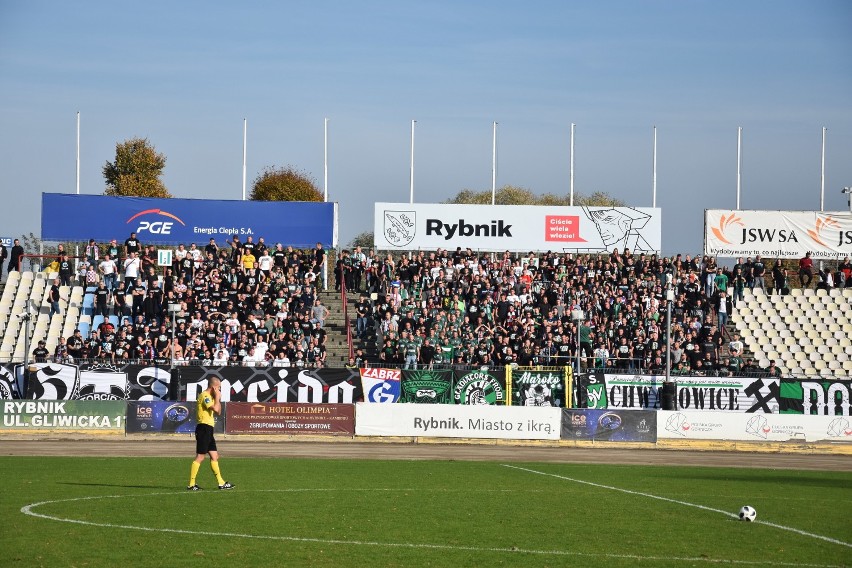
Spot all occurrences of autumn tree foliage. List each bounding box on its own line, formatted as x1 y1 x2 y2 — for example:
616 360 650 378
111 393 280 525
445 185 626 206
103 137 171 198
249 166 323 202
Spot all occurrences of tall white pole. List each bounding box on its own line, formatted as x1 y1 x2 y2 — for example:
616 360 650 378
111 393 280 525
491 121 497 205
76 111 80 195
652 125 657 208
409 120 416 204
820 127 826 212
242 118 247 200
324 117 329 202
570 123 575 206
736 126 742 210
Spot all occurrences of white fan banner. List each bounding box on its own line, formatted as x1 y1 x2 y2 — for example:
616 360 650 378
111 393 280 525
705 209 852 260
375 203 661 253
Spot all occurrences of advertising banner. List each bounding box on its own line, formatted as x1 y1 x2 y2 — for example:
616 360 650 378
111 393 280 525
453 369 507 405
561 409 657 442
399 369 454 404
225 402 355 435
510 369 569 407
375 203 661 253
704 209 852 260
125 400 224 434
355 402 561 439
24 362 129 401
0 400 125 431
177 367 363 404
359 368 402 403
779 379 851 416
42 193 337 248
657 410 852 443
584 373 779 413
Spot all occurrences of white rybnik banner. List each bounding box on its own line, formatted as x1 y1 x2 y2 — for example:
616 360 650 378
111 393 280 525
375 203 662 253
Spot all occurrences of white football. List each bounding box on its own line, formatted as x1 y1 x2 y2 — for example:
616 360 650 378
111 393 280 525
739 505 757 522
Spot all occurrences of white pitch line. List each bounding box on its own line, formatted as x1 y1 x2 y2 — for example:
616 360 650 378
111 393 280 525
18 490 842 568
502 464 852 549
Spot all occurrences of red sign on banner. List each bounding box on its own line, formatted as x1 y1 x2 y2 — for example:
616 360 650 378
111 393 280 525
225 402 355 435
544 215 587 242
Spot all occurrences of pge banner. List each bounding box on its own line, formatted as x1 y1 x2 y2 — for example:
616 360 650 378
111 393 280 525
588 374 779 413
225 402 355 435
453 369 507 405
779 378 851 416
657 410 852 443
360 368 401 403
42 193 338 248
399 369 453 404
510 369 569 407
125 401 223 434
355 402 561 440
177 367 363 403
0 400 125 432
375 203 661 253
561 409 657 442
705 209 852 260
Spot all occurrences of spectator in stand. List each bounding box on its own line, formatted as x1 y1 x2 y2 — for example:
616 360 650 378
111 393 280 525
715 290 732 329
48 277 61 319
799 252 814 288
124 232 140 256
8 238 23 273
94 281 111 317
124 252 141 288
57 253 73 286
752 255 766 290
99 254 118 292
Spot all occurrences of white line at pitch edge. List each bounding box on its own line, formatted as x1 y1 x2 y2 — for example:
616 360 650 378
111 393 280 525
502 464 852 549
18 490 843 568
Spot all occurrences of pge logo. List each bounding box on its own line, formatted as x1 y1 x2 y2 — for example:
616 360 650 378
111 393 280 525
126 209 186 235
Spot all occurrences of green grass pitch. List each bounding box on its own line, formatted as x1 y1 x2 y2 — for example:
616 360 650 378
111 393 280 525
1 456 849 567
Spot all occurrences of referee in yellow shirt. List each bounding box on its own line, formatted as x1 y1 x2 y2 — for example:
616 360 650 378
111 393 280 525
188 377 234 491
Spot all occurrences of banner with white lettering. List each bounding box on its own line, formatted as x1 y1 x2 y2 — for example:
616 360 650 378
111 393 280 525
375 203 661 253
587 374 779 413
0 400 125 432
510 369 569 407
355 402 561 439
657 410 851 443
359 368 402 403
453 369 507 405
779 378 851 416
177 367 363 404
705 209 852 260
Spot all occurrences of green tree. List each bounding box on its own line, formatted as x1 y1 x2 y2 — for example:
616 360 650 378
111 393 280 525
103 137 171 198
349 231 375 250
445 185 626 206
249 166 323 202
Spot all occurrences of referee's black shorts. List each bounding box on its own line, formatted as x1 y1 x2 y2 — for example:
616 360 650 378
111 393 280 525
195 423 217 455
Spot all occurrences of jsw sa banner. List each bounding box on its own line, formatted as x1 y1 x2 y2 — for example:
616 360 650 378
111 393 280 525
705 209 852 260
42 193 338 247
375 203 661 253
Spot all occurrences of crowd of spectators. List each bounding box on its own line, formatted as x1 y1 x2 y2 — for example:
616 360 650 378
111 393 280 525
41 233 334 369
348 248 851 377
21 233 852 377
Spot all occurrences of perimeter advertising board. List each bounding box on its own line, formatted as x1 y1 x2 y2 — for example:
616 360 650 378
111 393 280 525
42 193 338 248
657 410 851 443
704 209 852 260
0 400 124 432
355 402 561 439
375 203 661 253
125 401 224 434
225 402 355 435
560 409 657 442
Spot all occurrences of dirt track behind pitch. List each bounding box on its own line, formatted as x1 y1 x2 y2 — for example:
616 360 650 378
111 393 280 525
1 438 850 472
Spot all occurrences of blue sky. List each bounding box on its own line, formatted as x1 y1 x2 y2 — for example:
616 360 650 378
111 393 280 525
1 1 851 257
